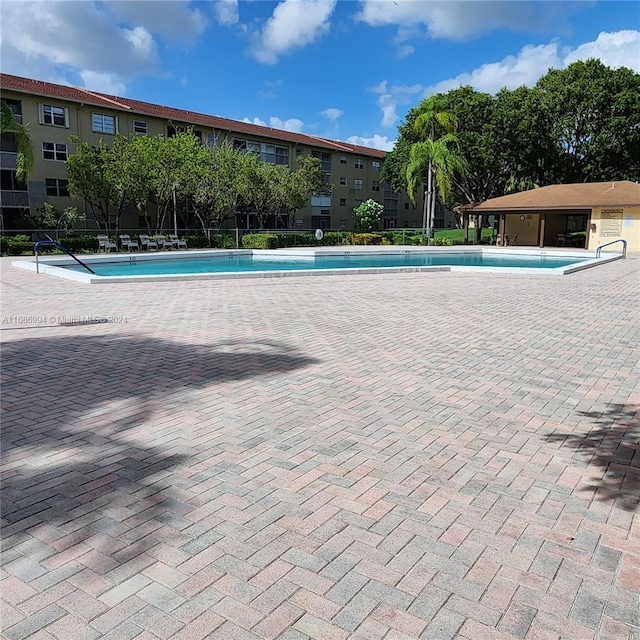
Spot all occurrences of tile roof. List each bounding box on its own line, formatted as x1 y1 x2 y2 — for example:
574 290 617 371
0 73 386 158
471 181 640 211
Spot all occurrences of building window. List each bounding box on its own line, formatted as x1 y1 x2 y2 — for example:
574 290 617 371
339 198 346 206
45 178 69 197
133 120 148 135
372 181 380 192
311 151 332 174
41 104 68 127
168 125 201 140
261 143 289 165
3 99 23 122
354 199 363 207
372 160 381 170
355 158 364 169
42 142 68 161
339 156 347 164
92 113 117 134
233 138 259 155
339 177 347 186
206 132 219 147
404 202 410 210
354 179 363 190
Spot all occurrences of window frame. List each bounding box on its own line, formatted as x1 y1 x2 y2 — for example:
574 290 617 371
92 112 118 135
45 178 70 197
354 178 363 191
40 104 68 128
339 177 347 186
133 120 148 135
42 142 68 162
355 158 364 169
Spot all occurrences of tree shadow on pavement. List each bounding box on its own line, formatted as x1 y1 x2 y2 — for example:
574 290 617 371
544 404 639 511
0 334 318 564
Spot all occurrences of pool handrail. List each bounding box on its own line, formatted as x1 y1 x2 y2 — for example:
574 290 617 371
34 239 96 275
595 238 627 258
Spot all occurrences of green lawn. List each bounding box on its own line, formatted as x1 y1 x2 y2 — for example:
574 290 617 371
434 228 495 242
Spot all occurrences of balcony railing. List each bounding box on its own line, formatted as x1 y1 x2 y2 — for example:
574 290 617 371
0 190 30 207
0 151 18 170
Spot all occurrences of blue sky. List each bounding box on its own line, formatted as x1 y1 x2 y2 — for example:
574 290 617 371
1 1 639 150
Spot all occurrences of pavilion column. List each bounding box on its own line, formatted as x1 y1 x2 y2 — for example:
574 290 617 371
463 212 469 244
498 214 506 246
539 213 546 248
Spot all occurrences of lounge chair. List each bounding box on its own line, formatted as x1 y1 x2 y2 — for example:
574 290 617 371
139 234 158 251
119 234 139 252
169 234 187 250
97 234 117 252
155 234 171 250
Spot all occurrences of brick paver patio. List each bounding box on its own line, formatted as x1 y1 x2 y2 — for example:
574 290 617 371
1 254 638 640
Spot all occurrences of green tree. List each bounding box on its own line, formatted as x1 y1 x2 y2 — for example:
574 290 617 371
104 135 155 235
406 96 467 242
286 155 332 227
1 101 34 184
30 202 85 236
535 58 640 182
353 199 383 232
185 142 248 231
66 138 113 231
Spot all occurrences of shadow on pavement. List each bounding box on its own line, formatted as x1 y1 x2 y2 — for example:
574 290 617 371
0 334 318 562
545 404 639 511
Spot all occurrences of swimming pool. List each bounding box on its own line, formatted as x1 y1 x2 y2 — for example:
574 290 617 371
13 247 617 283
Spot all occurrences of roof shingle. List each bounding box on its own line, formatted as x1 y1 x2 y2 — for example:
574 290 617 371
0 73 386 158
471 181 640 211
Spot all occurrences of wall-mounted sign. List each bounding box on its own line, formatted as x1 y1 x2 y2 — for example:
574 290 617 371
623 217 634 228
600 209 623 237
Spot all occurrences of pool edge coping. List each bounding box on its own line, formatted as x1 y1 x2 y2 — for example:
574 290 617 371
11 247 622 283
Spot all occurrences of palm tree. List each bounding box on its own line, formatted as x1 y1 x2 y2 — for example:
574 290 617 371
1 101 34 185
406 97 466 243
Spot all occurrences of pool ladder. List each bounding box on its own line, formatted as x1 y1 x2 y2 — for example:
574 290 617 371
595 239 627 258
34 239 96 275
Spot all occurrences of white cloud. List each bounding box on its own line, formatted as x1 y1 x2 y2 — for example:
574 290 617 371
422 30 640 96
564 30 640 72
214 0 239 26
320 108 343 120
366 30 640 128
345 134 395 151
424 42 562 95
107 1 208 43
252 0 337 64
0 0 161 94
243 116 305 133
367 81 425 128
269 116 304 132
243 116 267 126
78 71 127 96
356 0 553 41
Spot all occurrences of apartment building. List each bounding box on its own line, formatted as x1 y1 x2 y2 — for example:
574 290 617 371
1 73 427 233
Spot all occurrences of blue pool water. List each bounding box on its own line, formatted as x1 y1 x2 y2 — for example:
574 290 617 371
65 252 586 276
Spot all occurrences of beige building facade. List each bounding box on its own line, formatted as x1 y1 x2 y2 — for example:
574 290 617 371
1 73 426 233
470 181 640 252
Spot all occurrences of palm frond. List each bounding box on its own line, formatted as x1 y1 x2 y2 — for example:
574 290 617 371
1 101 34 183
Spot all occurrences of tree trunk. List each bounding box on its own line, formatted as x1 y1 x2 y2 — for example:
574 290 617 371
425 161 433 244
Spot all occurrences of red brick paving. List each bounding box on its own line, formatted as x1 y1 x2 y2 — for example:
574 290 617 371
1 253 639 639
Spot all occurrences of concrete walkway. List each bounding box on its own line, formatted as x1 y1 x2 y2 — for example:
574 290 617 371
1 254 638 639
